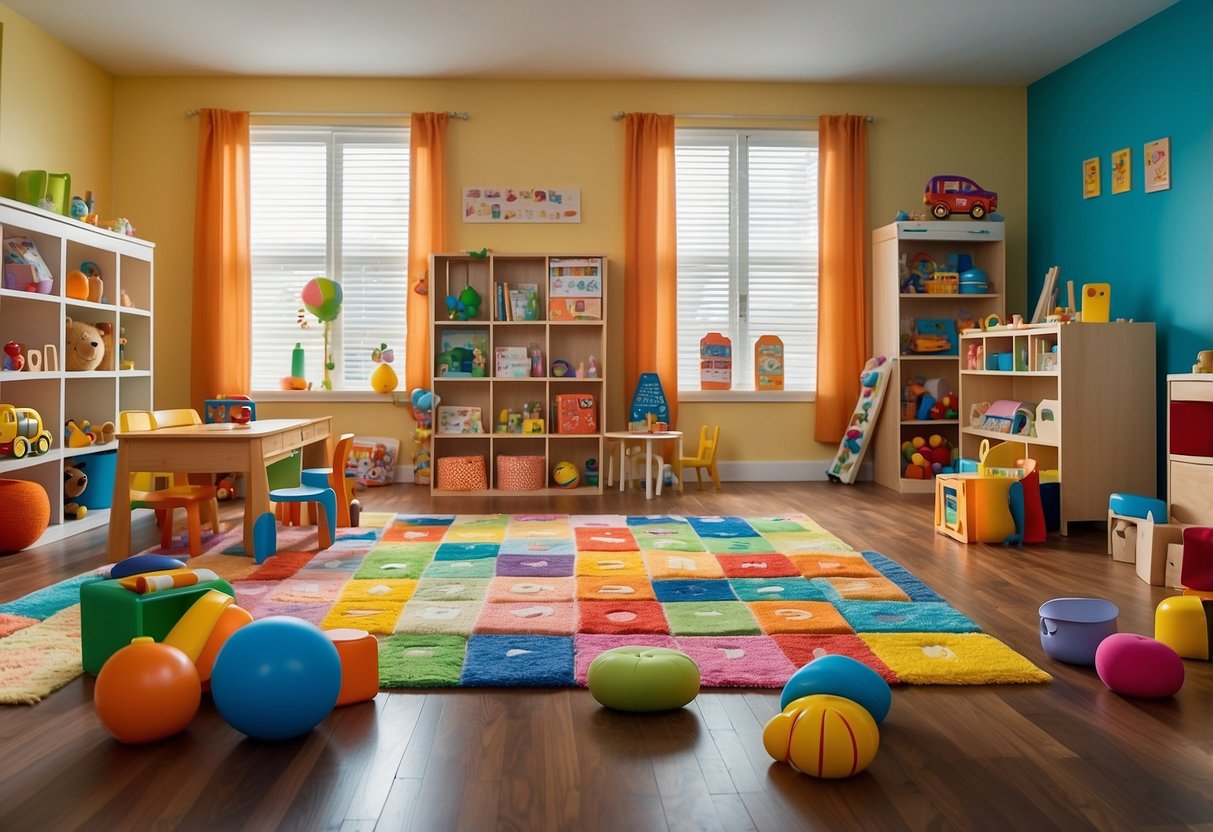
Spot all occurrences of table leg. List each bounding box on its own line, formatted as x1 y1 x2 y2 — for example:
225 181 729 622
677 436 684 493
244 437 271 556
644 443 653 499
107 440 133 562
618 442 627 493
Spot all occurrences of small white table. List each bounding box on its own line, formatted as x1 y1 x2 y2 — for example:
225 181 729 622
603 430 683 500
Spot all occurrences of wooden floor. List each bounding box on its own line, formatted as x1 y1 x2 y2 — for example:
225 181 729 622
0 481 1208 831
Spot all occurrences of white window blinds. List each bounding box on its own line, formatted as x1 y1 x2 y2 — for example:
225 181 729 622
250 126 409 391
675 129 818 392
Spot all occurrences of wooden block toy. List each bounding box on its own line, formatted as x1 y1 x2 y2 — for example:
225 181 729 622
1134 520 1184 586
326 628 379 707
934 473 1016 544
80 577 236 674
1167 543 1185 589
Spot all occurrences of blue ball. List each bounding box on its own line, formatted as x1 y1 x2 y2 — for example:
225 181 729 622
780 654 892 724
211 617 342 740
109 553 186 579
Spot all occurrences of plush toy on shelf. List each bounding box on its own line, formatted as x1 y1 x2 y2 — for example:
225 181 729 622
64 317 105 371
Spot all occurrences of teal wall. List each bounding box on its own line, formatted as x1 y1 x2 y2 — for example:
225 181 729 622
1028 0 1212 382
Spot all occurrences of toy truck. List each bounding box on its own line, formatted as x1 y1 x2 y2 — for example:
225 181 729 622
0 404 54 459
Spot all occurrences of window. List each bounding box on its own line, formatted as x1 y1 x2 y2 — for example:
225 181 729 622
675 128 818 392
250 126 409 392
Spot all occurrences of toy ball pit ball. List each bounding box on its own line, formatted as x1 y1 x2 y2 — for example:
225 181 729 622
94 637 201 744
779 654 892 724
410 388 434 410
763 693 880 778
301 277 343 322
210 617 342 741
552 461 580 488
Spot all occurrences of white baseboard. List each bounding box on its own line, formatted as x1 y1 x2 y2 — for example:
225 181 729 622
394 460 871 485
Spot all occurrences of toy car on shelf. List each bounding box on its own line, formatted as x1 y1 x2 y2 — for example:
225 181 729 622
923 175 998 220
0 404 53 459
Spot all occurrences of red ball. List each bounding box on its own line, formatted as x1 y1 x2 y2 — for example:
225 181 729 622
94 638 201 743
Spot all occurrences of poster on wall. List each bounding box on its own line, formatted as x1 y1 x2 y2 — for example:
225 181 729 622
1111 148 1131 194
1082 157 1100 199
1144 138 1170 193
463 187 581 223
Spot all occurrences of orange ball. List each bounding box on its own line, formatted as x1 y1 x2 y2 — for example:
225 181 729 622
195 604 254 689
94 637 200 743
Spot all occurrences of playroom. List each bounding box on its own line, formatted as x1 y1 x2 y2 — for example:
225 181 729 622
0 1 1209 829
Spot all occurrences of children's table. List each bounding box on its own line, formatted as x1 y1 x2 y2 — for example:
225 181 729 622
603 430 683 499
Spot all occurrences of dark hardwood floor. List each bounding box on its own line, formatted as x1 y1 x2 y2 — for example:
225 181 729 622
0 481 1208 831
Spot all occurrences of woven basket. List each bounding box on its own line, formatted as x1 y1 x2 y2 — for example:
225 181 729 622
496 455 544 491
436 455 488 491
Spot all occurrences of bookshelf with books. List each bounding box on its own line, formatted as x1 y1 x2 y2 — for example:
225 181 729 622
429 252 607 495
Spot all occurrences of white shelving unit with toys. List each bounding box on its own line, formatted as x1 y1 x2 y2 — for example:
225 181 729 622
871 220 1004 493
958 321 1155 534
428 252 606 495
0 196 154 544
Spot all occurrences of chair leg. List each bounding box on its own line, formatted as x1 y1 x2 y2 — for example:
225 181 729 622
205 498 221 534
710 460 721 490
654 454 665 497
186 504 203 557
330 472 351 527
253 511 277 564
159 509 174 550
316 488 337 549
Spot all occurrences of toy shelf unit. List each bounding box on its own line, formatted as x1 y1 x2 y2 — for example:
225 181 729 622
871 220 1004 493
1167 374 1213 526
0 196 154 544
429 252 606 495
958 321 1155 534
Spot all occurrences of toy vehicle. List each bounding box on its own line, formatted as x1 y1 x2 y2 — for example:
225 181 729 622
923 175 998 220
0 404 54 459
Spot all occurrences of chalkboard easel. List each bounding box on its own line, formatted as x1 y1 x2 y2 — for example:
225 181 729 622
628 372 670 424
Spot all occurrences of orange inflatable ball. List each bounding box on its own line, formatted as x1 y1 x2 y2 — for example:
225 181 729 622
763 694 880 778
195 604 254 689
66 269 89 300
0 478 51 553
94 637 201 743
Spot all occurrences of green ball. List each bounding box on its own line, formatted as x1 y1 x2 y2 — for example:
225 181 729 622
588 647 700 711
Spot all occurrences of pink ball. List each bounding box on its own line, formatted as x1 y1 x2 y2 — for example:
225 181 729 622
1095 633 1184 698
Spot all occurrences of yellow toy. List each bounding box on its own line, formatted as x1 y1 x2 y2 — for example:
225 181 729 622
1081 283 1111 322
1155 596 1209 659
163 589 235 662
763 694 880 778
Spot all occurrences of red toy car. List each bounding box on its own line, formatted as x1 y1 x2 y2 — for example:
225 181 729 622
923 175 997 220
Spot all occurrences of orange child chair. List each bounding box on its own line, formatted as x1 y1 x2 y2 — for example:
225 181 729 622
119 410 221 557
679 424 721 491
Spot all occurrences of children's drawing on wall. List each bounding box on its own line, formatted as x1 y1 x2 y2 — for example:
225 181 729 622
1144 137 1170 193
1082 157 1100 199
1111 147 1130 194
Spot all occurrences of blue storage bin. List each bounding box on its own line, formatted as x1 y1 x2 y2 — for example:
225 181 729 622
72 449 117 510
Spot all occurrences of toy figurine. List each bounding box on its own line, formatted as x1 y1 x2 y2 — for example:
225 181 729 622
3 341 24 372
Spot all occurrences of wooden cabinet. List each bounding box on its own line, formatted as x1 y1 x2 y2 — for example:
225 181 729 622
0 196 154 543
1166 374 1213 525
872 220 1004 493
958 321 1155 534
429 252 606 495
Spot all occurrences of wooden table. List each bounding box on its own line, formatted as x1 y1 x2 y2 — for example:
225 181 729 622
107 416 332 562
603 430 683 499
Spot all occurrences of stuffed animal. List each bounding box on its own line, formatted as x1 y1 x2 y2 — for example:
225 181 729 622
96 322 115 371
64 461 89 520
64 317 104 371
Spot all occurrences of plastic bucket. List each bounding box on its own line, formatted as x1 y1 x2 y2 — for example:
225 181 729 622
1038 597 1119 665
73 450 117 510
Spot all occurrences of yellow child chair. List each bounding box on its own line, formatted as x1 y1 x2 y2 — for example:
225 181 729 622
119 410 221 557
680 424 721 491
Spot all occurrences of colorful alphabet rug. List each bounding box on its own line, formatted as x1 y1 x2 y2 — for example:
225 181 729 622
0 513 1050 703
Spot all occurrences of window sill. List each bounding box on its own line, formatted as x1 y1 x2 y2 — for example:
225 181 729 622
252 390 400 404
678 390 816 403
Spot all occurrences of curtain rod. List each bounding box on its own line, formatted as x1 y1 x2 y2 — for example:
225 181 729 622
612 111 874 123
184 109 469 120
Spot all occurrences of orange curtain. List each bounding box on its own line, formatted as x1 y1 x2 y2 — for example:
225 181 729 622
405 112 449 393
623 113 679 429
814 115 869 443
190 109 251 411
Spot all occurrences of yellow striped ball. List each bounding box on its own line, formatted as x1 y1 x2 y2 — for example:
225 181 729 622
762 693 880 778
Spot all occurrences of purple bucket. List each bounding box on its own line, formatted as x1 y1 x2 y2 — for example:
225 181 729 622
1038 597 1119 665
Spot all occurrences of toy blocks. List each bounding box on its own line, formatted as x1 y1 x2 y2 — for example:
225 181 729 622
80 576 235 674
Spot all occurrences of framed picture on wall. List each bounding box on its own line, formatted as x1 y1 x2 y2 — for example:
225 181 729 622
1144 138 1170 193
1111 148 1131 194
1082 157 1100 199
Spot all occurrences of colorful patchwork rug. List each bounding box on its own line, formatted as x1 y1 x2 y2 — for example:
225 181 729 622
0 513 1049 703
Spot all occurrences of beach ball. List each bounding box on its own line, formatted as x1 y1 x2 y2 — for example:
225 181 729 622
211 617 342 740
779 654 892 724
763 694 880 778
301 277 343 322
94 637 201 744
552 460 580 488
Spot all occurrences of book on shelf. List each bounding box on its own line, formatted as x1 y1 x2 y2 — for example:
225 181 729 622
548 256 603 320
509 283 540 321
437 405 484 434
495 346 530 377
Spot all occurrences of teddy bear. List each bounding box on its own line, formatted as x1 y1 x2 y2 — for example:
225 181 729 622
64 317 104 371
64 461 89 520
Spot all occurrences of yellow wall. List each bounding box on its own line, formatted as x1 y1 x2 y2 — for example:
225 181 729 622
0 5 112 213
0 46 1025 466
